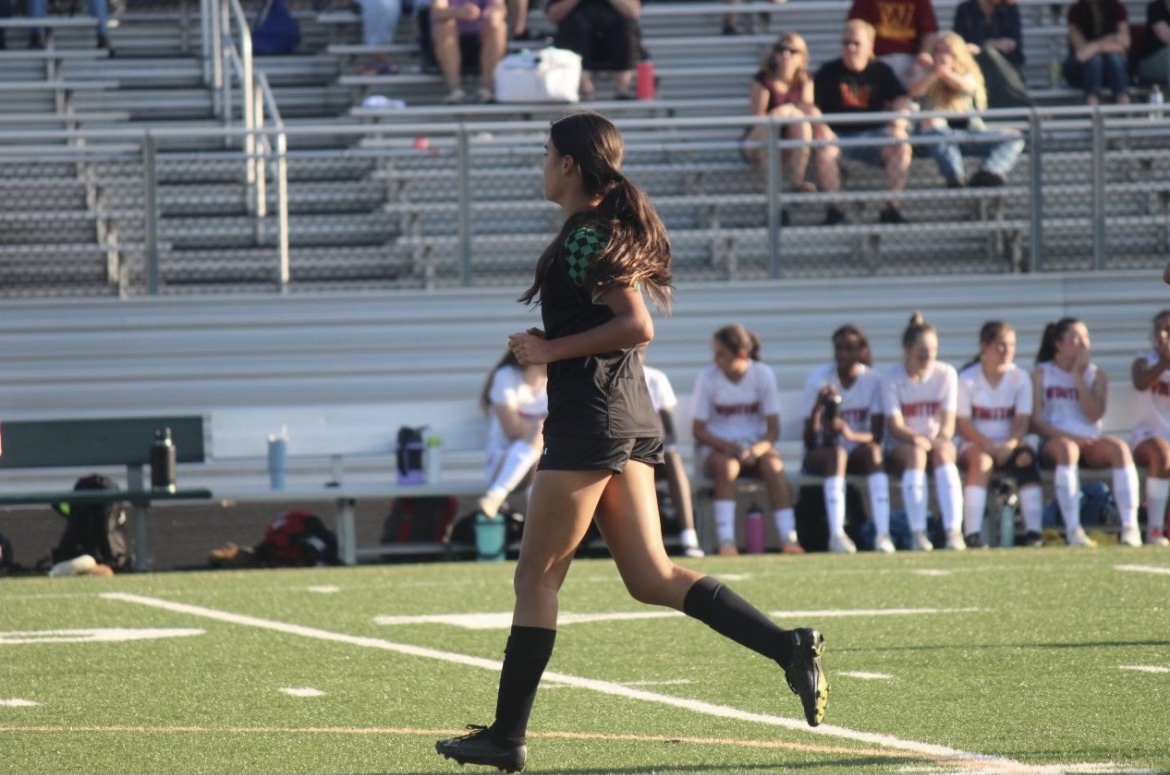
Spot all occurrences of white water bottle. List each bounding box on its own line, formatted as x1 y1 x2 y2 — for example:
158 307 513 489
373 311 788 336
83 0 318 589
1150 84 1164 121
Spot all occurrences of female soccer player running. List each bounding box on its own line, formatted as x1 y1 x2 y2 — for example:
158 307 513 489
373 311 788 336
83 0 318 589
435 112 827 773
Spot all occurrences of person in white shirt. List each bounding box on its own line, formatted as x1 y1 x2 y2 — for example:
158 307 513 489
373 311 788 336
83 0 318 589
477 350 548 519
801 324 891 553
637 344 704 558
692 324 800 555
1031 317 1142 547
882 312 964 551
1129 309 1170 546
956 321 1045 548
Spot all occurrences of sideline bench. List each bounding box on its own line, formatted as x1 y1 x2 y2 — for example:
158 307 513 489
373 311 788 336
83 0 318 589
0 416 211 571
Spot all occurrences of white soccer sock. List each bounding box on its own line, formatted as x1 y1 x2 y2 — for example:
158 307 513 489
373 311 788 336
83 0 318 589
1146 477 1170 533
1019 485 1044 533
867 472 891 535
824 476 846 536
774 508 796 541
679 527 700 549
902 469 928 532
714 500 736 545
482 439 541 516
934 464 963 534
963 485 987 539
1112 465 1140 529
1054 465 1081 529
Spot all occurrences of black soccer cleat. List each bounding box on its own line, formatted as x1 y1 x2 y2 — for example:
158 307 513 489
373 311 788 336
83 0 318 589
783 628 828 727
436 725 527 773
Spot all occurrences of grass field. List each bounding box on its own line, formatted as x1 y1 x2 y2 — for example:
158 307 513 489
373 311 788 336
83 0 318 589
1 547 1167 775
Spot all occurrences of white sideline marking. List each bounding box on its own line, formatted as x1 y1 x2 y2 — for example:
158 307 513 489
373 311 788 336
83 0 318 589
1119 665 1170 674
0 628 204 645
373 608 984 630
913 569 952 576
102 592 1025 771
622 679 694 686
280 687 326 697
0 699 39 707
839 671 893 680
1115 564 1170 576
717 574 752 581
307 586 341 594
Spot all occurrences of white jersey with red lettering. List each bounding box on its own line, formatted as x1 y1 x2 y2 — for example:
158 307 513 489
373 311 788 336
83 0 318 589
957 362 1032 445
692 360 781 452
1035 360 1101 438
485 365 548 463
881 360 958 440
1131 350 1170 448
642 365 677 414
801 362 882 451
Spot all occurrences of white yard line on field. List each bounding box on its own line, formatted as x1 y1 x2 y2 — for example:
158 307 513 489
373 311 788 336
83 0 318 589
102 592 1029 773
1114 564 1170 576
372 608 986 629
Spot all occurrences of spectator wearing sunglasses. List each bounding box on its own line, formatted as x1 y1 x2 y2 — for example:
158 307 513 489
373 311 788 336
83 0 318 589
742 32 820 205
812 19 914 226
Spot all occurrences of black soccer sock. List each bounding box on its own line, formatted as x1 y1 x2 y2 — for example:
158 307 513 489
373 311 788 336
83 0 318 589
489 625 557 746
683 575 792 666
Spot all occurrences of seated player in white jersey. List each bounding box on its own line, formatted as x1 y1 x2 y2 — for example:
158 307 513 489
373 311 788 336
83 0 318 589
1130 309 1170 547
881 312 965 551
800 324 892 553
476 350 548 520
692 324 801 556
636 344 704 558
956 321 1045 548
1031 317 1142 547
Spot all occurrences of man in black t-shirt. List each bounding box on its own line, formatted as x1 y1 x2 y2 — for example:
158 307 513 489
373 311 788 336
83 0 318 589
1138 0 1170 89
812 19 914 225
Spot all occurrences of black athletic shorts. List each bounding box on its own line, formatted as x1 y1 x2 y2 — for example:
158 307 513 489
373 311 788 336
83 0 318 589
539 435 663 473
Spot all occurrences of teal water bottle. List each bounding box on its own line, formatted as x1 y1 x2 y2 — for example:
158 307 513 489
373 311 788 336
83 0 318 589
999 490 1017 548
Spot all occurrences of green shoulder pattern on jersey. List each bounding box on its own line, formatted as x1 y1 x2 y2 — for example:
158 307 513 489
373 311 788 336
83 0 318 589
563 225 609 288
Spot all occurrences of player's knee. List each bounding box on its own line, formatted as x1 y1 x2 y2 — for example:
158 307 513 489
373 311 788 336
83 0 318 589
1010 447 1041 487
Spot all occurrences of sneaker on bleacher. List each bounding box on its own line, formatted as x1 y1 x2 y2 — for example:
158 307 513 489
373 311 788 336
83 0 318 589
443 87 466 104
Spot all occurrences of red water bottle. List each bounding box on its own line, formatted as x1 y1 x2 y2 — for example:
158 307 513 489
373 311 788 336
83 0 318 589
636 60 656 100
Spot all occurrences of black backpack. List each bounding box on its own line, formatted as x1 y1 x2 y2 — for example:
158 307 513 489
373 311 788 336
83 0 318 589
50 474 132 571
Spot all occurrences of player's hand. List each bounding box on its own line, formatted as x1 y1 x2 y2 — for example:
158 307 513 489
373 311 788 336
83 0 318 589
508 328 550 365
1072 347 1091 375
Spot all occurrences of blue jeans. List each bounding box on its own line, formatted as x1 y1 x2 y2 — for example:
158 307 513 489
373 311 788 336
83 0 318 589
359 0 402 46
26 0 109 35
1062 52 1129 99
921 125 1025 185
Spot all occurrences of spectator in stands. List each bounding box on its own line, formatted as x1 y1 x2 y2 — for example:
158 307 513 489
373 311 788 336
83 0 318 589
356 0 402 75
952 0 1033 109
430 0 508 103
637 344 704 558
956 321 1046 549
847 0 939 87
1031 317 1142 547
881 312 965 550
812 20 914 226
1137 0 1170 89
476 350 548 520
1129 309 1170 546
742 33 819 203
691 324 801 555
801 324 892 554
546 0 642 100
1063 0 1132 104
953 0 1024 69
0 0 10 50
26 0 111 51
909 31 1025 187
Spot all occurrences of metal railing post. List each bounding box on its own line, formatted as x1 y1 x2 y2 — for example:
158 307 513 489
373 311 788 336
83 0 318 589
1027 109 1043 273
143 132 161 295
457 127 473 286
764 118 781 279
1090 109 1106 270
276 129 290 294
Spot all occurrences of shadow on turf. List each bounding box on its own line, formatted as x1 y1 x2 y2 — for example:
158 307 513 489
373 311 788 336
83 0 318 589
835 639 1170 653
395 755 924 774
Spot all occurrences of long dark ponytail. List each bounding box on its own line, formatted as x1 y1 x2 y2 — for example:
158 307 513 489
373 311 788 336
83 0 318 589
1035 317 1080 365
520 112 672 312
